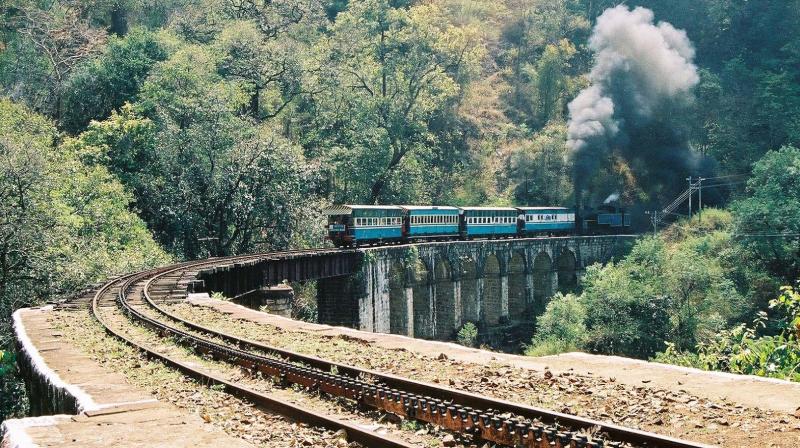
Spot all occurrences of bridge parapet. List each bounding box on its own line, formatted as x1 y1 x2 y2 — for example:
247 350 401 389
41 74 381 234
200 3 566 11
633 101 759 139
189 236 634 341
318 235 635 340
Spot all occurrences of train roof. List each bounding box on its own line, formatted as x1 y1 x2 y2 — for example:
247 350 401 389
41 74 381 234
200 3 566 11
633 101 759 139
399 205 460 211
517 206 571 211
322 204 402 215
459 206 519 212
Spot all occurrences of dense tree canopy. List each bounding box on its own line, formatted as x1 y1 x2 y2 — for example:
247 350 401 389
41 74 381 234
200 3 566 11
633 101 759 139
0 0 799 401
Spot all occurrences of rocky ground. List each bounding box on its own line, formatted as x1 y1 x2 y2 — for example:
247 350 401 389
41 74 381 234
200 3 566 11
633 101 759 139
164 302 800 448
57 307 467 447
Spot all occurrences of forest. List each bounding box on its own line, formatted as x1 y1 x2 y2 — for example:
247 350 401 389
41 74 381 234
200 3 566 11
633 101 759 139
1 0 799 419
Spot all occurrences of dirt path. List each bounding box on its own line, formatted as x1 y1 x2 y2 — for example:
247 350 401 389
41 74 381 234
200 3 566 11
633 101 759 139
178 295 800 447
2 306 253 448
186 295 800 414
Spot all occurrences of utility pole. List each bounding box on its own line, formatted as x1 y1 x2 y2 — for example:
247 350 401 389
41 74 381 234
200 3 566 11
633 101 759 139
645 210 659 236
697 177 704 222
686 176 693 219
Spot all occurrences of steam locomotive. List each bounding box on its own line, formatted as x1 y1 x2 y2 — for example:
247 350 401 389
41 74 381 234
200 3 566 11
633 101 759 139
324 204 631 247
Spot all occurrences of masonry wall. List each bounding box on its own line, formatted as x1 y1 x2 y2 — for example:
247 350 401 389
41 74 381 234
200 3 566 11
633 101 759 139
317 235 634 339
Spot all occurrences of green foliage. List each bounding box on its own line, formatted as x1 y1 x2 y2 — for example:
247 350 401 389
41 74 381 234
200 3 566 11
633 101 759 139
0 349 26 421
525 293 586 356
580 255 672 358
562 218 754 359
731 146 800 282
290 282 318 323
60 28 169 133
655 285 800 381
69 45 315 258
507 123 573 206
304 0 484 204
456 322 479 348
0 2 107 119
0 98 170 418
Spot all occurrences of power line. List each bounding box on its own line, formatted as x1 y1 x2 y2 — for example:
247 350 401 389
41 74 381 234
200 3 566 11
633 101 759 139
701 181 747 188
733 233 800 238
698 173 749 181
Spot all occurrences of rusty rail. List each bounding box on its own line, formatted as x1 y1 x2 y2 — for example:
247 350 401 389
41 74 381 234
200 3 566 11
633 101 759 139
90 268 413 448
127 253 713 448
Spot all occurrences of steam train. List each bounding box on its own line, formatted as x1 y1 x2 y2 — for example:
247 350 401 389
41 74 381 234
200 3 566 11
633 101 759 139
323 204 631 247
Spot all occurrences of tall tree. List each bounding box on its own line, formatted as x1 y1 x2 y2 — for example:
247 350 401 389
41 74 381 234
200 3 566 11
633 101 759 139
305 0 483 203
732 146 800 281
1 3 106 119
76 46 313 258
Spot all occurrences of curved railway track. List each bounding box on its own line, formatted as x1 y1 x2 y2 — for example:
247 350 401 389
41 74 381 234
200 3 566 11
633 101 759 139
89 250 711 448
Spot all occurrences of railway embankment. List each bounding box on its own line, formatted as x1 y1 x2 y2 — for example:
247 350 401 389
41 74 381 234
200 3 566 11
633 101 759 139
1 305 253 448
176 294 800 446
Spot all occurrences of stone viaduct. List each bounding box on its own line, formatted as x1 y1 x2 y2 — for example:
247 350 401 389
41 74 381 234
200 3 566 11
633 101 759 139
316 236 633 340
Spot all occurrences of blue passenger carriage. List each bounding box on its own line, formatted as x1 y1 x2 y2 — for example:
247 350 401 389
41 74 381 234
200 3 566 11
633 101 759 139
517 207 575 235
401 205 460 240
460 207 518 238
323 204 403 247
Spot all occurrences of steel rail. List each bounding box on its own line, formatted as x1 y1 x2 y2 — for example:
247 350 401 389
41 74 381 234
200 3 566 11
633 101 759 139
90 268 413 448
136 253 712 448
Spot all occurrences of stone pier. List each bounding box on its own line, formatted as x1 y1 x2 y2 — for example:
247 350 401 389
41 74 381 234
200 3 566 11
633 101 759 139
317 235 633 340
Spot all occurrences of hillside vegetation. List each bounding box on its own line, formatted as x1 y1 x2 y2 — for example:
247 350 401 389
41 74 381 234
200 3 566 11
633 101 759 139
529 146 800 380
1 0 799 419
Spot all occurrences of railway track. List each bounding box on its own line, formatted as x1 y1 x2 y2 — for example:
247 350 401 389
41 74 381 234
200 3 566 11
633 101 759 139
91 262 414 448
88 251 711 448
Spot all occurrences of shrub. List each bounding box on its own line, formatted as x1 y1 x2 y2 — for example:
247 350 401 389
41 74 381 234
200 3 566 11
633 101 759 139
525 336 583 357
525 293 586 355
457 322 479 347
0 350 26 421
654 285 800 381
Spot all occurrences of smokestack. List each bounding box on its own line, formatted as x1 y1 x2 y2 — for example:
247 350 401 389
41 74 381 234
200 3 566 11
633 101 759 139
566 6 706 205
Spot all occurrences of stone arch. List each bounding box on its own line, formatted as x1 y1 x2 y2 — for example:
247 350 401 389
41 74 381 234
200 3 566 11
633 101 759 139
483 254 502 325
411 257 431 339
532 251 553 315
433 256 455 339
388 260 408 335
508 251 527 320
556 249 578 293
459 256 479 324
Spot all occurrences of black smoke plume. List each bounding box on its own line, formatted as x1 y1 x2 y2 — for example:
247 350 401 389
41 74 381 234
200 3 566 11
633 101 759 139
567 6 713 209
